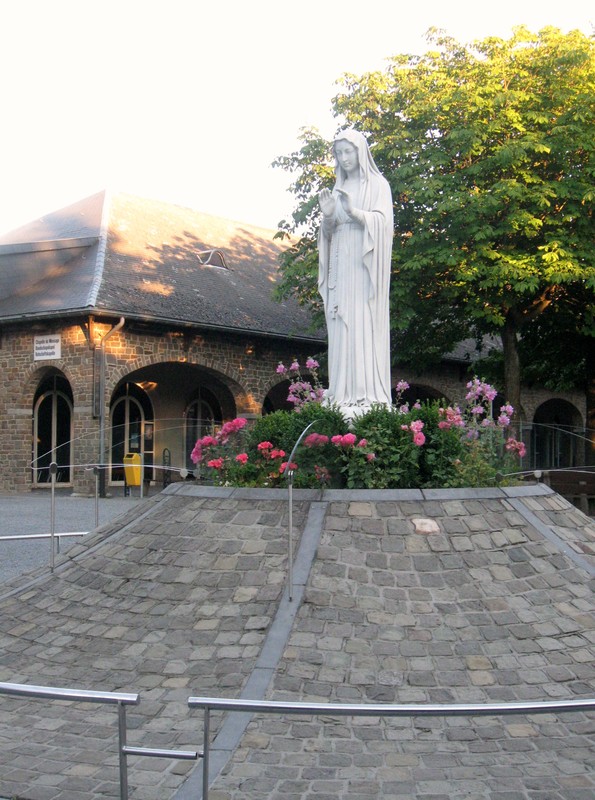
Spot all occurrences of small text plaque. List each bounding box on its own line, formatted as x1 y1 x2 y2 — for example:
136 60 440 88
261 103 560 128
34 335 61 361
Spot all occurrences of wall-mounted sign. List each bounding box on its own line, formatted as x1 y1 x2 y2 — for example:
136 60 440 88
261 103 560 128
34 335 61 361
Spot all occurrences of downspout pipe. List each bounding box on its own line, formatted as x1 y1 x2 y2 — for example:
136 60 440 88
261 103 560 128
98 317 125 496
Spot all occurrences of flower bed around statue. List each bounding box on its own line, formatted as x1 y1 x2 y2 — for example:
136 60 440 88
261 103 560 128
191 361 526 490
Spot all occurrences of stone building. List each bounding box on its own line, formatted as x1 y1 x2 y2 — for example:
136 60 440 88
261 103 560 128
0 191 588 495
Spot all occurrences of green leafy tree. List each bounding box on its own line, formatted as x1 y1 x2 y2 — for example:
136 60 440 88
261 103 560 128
274 27 595 428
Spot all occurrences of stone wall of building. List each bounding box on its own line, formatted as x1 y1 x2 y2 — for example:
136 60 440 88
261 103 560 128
397 360 586 427
0 319 587 494
0 318 321 493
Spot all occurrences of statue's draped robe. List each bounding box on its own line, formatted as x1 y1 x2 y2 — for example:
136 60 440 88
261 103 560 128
318 131 393 410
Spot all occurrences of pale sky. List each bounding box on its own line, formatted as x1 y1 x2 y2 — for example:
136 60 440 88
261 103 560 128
0 0 592 235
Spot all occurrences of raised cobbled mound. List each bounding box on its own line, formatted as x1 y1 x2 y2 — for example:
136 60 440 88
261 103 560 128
0 483 594 799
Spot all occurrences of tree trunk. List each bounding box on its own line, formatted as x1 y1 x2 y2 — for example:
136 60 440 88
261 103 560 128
501 314 522 438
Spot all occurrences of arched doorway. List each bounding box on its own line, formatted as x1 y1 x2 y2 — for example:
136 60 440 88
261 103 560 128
109 383 154 484
32 373 73 485
184 388 223 470
531 399 584 469
262 380 293 414
110 363 237 481
394 384 449 408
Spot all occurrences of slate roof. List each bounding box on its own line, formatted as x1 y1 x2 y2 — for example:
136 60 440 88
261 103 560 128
0 191 323 342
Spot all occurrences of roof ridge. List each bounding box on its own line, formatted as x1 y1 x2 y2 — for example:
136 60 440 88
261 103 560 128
86 190 112 308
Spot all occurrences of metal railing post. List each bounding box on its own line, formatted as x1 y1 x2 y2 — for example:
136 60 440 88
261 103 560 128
49 461 57 570
94 466 100 528
285 420 320 602
203 706 211 800
0 682 139 798
118 701 129 800
0 683 196 797
287 476 294 601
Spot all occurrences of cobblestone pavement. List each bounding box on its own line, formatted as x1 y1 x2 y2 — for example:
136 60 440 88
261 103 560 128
0 486 311 799
0 483 593 799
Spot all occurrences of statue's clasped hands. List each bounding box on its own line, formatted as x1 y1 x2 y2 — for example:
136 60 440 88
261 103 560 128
319 188 355 218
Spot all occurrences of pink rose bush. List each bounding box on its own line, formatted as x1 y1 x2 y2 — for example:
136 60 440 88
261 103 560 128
191 371 527 489
505 437 527 458
190 418 247 467
192 419 296 487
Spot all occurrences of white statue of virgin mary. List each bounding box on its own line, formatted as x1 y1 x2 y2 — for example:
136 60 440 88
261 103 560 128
318 129 394 420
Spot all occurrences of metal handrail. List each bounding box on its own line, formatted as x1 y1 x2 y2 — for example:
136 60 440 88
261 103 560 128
0 681 138 705
188 695 595 800
0 681 197 799
0 532 87 542
0 681 138 798
285 420 321 600
0 458 203 575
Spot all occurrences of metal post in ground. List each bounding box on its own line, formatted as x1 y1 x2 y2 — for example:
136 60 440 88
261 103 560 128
285 419 320 602
118 702 129 800
94 466 100 528
202 706 210 800
49 461 57 571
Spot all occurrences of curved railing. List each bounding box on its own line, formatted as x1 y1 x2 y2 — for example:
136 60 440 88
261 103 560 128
1 680 592 800
188 695 595 800
0 681 196 799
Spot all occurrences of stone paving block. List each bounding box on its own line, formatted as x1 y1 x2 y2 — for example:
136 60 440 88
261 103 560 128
1 487 594 800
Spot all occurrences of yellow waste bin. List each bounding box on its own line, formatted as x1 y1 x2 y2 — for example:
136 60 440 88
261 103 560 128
123 453 142 487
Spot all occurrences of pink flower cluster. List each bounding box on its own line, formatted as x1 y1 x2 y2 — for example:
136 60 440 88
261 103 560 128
505 437 527 458
218 417 247 442
288 381 325 406
224 441 296 477
277 357 320 374
276 358 325 410
303 431 375 461
497 404 514 428
438 406 465 430
304 432 369 449
466 378 498 404
191 417 247 464
303 433 329 447
394 380 411 413
331 433 358 447
438 380 514 435
254 441 297 476
257 441 286 460
401 419 426 446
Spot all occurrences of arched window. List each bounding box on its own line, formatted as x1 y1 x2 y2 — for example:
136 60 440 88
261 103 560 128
32 374 73 485
185 388 222 470
109 383 154 484
262 380 293 414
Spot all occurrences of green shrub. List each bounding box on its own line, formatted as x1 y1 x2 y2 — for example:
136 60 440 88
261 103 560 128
350 405 422 488
244 402 348 488
412 402 466 488
190 376 526 489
